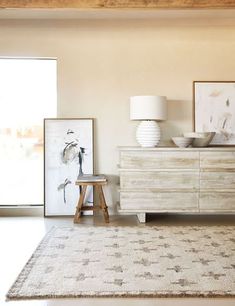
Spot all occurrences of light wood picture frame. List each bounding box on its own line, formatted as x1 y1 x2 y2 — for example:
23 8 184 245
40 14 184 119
193 81 235 145
44 118 94 216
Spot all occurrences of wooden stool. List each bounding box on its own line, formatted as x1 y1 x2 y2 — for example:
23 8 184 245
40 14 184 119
74 176 109 223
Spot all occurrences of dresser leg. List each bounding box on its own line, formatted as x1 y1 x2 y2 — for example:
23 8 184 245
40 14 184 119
137 213 146 223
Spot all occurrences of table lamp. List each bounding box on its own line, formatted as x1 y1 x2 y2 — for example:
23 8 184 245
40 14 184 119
130 95 167 147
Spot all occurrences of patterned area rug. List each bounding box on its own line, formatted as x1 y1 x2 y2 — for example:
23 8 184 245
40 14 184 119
7 226 235 300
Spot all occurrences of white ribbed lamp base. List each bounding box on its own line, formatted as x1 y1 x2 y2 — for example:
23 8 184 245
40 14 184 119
136 121 161 147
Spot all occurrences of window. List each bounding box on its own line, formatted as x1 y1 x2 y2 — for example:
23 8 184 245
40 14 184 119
0 58 57 206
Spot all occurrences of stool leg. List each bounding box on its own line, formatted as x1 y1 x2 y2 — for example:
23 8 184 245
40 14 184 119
74 185 87 223
97 185 109 223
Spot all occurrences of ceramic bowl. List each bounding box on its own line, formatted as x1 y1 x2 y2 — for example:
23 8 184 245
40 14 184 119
183 132 216 147
172 137 194 148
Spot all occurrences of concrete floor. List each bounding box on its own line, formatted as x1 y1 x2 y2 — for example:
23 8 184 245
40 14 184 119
0 213 235 305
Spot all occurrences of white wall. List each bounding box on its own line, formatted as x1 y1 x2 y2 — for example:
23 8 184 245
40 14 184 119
1 17 235 213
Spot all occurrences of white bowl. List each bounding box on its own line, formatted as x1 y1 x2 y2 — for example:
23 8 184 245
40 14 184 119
183 132 216 147
184 132 205 138
172 137 194 148
184 132 211 138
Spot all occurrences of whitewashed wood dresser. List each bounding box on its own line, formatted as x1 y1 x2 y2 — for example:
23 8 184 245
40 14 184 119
118 147 235 222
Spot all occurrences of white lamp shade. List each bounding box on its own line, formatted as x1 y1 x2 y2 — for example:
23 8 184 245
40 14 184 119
130 95 167 121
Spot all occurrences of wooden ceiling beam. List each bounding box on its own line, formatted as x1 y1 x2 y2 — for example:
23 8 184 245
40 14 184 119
0 1 235 10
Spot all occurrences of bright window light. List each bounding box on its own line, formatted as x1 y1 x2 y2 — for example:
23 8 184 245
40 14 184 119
0 58 57 205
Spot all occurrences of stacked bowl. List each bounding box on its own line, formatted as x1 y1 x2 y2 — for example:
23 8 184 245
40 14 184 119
172 132 216 148
172 137 194 148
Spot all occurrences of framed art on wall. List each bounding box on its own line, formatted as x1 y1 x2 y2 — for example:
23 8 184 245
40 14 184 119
44 118 94 216
194 81 235 145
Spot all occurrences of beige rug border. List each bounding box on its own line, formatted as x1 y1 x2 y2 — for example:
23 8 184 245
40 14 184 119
6 225 235 300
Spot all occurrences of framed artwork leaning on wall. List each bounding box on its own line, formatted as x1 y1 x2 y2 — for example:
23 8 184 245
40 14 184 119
193 81 235 145
44 118 94 216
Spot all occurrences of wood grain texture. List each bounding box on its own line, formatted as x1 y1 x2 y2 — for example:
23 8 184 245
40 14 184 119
118 147 235 220
1 0 235 9
120 170 199 189
137 213 146 223
200 192 235 211
200 171 235 189
74 182 109 223
120 151 199 169
74 185 87 223
200 152 235 169
120 191 198 210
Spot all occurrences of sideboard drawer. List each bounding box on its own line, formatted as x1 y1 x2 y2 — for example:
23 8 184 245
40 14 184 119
200 192 235 211
118 147 235 222
200 152 235 170
120 151 199 169
120 171 199 190
120 191 198 211
200 171 235 189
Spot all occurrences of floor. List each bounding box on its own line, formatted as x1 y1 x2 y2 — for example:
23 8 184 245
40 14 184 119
0 213 235 306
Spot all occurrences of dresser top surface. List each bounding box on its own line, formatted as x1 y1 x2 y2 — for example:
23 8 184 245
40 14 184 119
118 146 235 152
